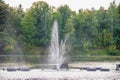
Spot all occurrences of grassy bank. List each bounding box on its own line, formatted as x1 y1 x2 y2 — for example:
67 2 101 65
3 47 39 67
72 48 120 56
0 47 120 63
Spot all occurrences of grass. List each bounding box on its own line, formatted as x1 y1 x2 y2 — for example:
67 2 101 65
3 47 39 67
70 47 120 61
0 46 120 64
72 48 120 56
87 49 107 56
9 46 120 62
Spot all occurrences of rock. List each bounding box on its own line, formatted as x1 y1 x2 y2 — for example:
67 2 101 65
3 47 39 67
60 62 69 69
95 67 101 70
116 64 120 70
82 67 88 70
100 68 110 71
20 67 30 71
87 68 96 71
7 67 17 71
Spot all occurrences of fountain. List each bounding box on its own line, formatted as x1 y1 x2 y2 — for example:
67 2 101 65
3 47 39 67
48 21 69 70
0 21 120 80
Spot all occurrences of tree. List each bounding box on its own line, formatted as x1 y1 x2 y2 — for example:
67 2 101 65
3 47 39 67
57 5 73 40
114 3 120 49
9 4 24 37
104 1 119 49
21 1 53 47
64 18 75 48
96 7 109 33
73 10 98 48
0 0 9 54
95 7 111 47
0 0 9 25
21 14 36 45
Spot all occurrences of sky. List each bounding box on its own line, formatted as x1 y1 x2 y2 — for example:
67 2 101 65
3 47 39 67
4 0 120 12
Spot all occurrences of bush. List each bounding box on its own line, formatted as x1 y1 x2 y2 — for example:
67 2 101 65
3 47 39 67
106 45 119 56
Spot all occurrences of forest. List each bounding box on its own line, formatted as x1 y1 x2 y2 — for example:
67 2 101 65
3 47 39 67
0 0 120 56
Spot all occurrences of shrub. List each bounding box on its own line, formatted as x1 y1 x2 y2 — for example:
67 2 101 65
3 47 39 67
106 45 119 56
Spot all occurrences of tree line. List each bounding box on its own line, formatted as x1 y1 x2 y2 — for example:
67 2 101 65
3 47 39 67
0 0 120 55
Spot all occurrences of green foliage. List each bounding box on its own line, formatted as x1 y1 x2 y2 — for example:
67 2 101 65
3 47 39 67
0 1 120 57
114 24 120 49
96 7 110 32
9 4 24 36
108 2 120 49
114 3 120 49
73 10 98 48
106 45 119 56
21 1 53 47
0 0 9 25
21 14 36 45
57 5 73 40
0 0 9 54
98 29 114 48
4 36 15 52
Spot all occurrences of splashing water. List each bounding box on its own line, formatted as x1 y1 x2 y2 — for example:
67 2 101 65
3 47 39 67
48 21 69 70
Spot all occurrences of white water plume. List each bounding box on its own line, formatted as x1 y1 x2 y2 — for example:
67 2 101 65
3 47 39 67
48 21 69 70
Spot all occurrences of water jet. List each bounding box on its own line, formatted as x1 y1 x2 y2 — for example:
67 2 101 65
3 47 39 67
48 21 69 70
